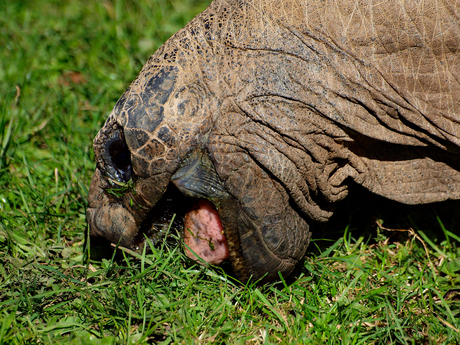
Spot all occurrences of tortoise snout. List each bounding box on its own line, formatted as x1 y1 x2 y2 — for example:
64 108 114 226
87 204 138 248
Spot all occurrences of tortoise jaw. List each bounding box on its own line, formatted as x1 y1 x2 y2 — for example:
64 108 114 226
87 147 250 279
131 184 231 266
131 184 187 251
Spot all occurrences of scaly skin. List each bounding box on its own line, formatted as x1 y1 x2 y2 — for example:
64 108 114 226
87 0 460 282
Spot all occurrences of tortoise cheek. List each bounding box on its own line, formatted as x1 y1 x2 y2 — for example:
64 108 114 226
218 194 310 284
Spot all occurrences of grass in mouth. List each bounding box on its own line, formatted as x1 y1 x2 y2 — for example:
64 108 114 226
105 178 137 199
1 0 459 343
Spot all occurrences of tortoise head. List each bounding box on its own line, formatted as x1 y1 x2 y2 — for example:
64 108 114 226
87 60 219 247
87 11 312 284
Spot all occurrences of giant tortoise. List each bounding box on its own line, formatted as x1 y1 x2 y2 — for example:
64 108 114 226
87 0 460 282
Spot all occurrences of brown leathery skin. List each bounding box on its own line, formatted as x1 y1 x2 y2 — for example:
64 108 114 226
88 0 460 282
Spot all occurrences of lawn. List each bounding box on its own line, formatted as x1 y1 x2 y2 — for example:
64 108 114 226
0 0 459 343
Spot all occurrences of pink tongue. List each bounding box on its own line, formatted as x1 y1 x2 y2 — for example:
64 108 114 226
183 199 229 265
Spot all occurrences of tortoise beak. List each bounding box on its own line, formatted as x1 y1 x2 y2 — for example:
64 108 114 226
86 168 140 248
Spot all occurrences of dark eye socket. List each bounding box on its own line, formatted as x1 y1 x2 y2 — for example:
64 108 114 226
109 140 131 172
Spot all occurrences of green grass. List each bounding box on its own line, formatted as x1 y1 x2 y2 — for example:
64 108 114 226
1 0 459 343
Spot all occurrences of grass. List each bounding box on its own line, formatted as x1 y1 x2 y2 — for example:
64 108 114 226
0 0 459 343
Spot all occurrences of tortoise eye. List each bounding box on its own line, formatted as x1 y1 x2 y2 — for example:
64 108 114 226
109 139 131 173
99 127 133 183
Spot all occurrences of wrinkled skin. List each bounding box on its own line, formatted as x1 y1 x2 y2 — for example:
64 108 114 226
87 0 460 282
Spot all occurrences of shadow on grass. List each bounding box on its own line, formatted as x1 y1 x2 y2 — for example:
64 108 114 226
308 183 460 254
284 184 460 288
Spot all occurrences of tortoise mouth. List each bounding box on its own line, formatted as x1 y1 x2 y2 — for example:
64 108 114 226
132 184 186 251
133 184 230 265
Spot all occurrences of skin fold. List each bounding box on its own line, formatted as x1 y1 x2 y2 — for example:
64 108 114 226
87 0 460 282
